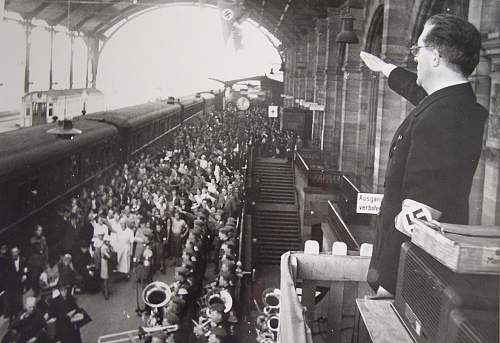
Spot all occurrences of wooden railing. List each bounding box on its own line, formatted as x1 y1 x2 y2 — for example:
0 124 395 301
339 175 360 220
308 169 343 188
294 150 342 189
326 200 360 251
280 249 373 343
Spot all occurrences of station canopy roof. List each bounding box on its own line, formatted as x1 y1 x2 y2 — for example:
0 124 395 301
4 0 344 46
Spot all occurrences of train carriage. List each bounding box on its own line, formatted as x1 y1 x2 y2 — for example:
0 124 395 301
0 120 119 246
179 95 205 124
0 90 220 246
85 101 183 161
21 88 104 127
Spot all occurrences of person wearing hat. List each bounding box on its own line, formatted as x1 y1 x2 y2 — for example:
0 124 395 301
72 241 99 293
49 284 88 343
100 235 112 300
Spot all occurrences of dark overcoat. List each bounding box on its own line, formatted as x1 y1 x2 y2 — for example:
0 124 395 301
368 67 489 294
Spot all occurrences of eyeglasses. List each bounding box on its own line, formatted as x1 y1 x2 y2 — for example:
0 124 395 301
410 45 433 57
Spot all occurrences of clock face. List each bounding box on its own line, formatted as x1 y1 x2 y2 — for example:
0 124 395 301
236 97 250 111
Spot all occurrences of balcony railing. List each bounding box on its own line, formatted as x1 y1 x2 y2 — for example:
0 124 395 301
280 248 373 343
327 200 360 251
294 150 342 189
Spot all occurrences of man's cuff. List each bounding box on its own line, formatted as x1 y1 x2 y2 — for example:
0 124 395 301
382 64 397 78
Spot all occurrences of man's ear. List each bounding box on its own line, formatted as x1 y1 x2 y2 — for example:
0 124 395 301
431 48 441 67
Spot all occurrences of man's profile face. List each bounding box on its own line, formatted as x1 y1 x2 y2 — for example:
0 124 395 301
415 23 435 88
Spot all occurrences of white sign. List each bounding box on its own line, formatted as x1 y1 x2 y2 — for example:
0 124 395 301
356 193 384 214
310 104 325 111
268 105 278 118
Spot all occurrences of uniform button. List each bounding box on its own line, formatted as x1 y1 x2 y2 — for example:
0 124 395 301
398 135 403 140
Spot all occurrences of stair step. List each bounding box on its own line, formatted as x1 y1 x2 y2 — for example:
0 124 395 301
254 219 298 224
254 225 299 231
254 232 299 238
259 195 295 201
254 226 298 231
259 197 295 202
259 179 294 184
259 200 295 205
254 215 298 224
258 243 301 249
259 191 294 195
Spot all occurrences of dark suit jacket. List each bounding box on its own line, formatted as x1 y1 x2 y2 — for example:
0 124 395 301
6 256 28 291
368 67 488 294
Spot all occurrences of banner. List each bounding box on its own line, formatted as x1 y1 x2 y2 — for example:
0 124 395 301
217 0 244 49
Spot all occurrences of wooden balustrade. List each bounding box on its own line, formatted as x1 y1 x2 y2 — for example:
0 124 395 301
294 150 343 189
280 249 374 343
327 201 360 251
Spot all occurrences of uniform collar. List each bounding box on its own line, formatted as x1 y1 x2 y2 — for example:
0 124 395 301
413 82 475 117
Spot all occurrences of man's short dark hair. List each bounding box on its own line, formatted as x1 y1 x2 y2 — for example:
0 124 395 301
424 14 482 76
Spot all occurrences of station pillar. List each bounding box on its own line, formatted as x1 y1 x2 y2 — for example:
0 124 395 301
305 30 316 103
23 21 33 94
312 18 327 151
323 8 343 168
338 7 364 176
84 35 100 89
49 27 55 90
294 43 306 105
69 33 75 89
284 47 295 108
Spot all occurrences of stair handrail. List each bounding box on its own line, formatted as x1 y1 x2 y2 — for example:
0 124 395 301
327 200 360 251
291 149 302 244
236 145 254 315
295 150 310 173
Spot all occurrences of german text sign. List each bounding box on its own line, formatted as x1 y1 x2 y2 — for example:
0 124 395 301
357 193 384 214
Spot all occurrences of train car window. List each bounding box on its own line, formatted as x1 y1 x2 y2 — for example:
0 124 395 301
48 103 53 116
25 106 30 116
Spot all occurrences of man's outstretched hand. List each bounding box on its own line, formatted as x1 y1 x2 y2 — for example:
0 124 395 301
360 51 396 77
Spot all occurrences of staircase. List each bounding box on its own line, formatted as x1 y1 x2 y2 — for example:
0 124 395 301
255 158 295 204
253 158 302 265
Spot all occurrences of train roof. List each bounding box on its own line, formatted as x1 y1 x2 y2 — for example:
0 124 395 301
85 101 181 128
198 92 216 101
179 95 204 106
0 119 118 181
22 88 103 99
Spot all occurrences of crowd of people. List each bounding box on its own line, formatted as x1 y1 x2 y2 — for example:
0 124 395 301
1 105 298 343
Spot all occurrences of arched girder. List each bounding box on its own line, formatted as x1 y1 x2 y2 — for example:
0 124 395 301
4 0 340 52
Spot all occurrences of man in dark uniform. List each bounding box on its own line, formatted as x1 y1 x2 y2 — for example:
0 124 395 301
5 246 28 322
360 13 488 296
72 241 99 293
49 285 86 343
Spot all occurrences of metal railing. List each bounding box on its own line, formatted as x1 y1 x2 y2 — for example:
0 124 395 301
236 146 255 316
